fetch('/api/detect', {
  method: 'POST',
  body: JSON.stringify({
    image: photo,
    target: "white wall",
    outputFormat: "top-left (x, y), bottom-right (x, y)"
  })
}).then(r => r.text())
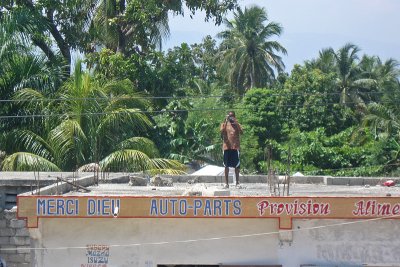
top-left (30, 218), bottom-right (400, 267)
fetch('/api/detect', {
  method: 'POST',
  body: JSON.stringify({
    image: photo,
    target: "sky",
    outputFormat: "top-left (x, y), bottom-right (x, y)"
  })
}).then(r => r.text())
top-left (164, 0), bottom-right (400, 72)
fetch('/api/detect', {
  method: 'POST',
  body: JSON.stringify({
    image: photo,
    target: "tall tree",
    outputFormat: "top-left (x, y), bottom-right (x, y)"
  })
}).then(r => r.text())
top-left (0, 0), bottom-right (238, 67)
top-left (217, 5), bottom-right (287, 93)
top-left (305, 48), bottom-right (336, 74)
top-left (0, 11), bottom-right (66, 134)
top-left (0, 0), bottom-right (98, 69)
top-left (1, 63), bottom-right (184, 173)
top-left (332, 43), bottom-right (377, 107)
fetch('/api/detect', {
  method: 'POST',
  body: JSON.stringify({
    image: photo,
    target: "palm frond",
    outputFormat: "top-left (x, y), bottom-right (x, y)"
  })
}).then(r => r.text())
top-left (149, 158), bottom-right (186, 172)
top-left (97, 108), bottom-right (152, 135)
top-left (117, 137), bottom-right (160, 157)
top-left (48, 119), bottom-right (87, 167)
top-left (1, 152), bottom-right (60, 171)
top-left (100, 149), bottom-right (152, 172)
top-left (8, 130), bottom-right (54, 161)
top-left (146, 168), bottom-right (186, 175)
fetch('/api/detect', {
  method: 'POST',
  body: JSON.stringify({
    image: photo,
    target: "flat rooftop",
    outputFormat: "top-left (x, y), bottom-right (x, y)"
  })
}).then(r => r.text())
top-left (5, 172), bottom-right (398, 197)
top-left (63, 182), bottom-right (400, 197)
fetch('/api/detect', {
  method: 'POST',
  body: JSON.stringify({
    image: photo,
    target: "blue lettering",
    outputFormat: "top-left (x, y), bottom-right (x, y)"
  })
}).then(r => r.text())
top-left (204, 200), bottom-right (212, 216)
top-left (150, 199), bottom-right (158, 215)
top-left (213, 200), bottom-right (222, 216)
top-left (194, 199), bottom-right (202, 216)
top-left (88, 199), bottom-right (96, 215)
top-left (233, 200), bottom-right (242, 215)
top-left (159, 199), bottom-right (168, 215)
top-left (47, 199), bottom-right (55, 215)
top-left (224, 199), bottom-right (232, 215)
top-left (37, 199), bottom-right (46, 215)
top-left (102, 199), bottom-right (110, 215)
top-left (65, 199), bottom-right (74, 215)
top-left (56, 199), bottom-right (64, 215)
top-left (113, 199), bottom-right (120, 215)
top-left (170, 199), bottom-right (177, 215)
top-left (179, 200), bottom-right (187, 215)
top-left (75, 199), bottom-right (79, 215)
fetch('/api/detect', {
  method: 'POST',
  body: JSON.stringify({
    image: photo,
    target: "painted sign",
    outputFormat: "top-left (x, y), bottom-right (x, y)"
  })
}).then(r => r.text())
top-left (80, 244), bottom-right (110, 267)
top-left (17, 196), bottom-right (400, 229)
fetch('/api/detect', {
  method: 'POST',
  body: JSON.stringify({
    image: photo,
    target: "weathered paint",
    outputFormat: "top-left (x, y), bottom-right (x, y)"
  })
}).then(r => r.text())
top-left (29, 218), bottom-right (400, 266)
top-left (18, 196), bottom-right (400, 229)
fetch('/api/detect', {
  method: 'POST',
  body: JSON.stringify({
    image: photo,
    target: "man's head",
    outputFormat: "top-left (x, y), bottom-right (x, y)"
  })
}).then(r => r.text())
top-left (227, 111), bottom-right (235, 123)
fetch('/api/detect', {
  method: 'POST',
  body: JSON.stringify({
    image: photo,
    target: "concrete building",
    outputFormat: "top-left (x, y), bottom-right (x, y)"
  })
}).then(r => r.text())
top-left (3, 172), bottom-right (400, 266)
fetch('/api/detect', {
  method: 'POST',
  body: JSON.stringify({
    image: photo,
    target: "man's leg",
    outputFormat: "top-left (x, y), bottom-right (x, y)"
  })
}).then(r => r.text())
top-left (224, 167), bottom-right (229, 187)
top-left (235, 167), bottom-right (240, 185)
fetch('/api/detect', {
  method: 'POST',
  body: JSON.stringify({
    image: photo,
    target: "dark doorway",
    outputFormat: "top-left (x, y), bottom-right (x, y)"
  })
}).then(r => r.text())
top-left (158, 265), bottom-right (281, 267)
top-left (158, 266), bottom-right (219, 267)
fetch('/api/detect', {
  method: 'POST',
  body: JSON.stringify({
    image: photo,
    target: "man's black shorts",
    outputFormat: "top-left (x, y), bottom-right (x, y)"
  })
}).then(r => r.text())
top-left (223, 149), bottom-right (240, 168)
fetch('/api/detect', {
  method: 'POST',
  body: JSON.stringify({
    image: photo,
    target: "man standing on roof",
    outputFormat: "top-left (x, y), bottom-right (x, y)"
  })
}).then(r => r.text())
top-left (220, 111), bottom-right (243, 188)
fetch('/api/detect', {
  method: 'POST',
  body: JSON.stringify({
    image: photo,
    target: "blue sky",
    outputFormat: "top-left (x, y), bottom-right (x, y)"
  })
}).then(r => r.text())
top-left (164, 0), bottom-right (400, 72)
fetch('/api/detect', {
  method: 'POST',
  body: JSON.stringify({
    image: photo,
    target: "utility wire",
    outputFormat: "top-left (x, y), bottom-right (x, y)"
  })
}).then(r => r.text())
top-left (0, 99), bottom-right (398, 120)
top-left (0, 91), bottom-right (388, 103)
top-left (0, 214), bottom-right (398, 252)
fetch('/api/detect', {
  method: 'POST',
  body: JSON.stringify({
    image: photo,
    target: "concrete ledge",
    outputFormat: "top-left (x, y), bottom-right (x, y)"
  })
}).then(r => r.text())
top-left (19, 175), bottom-right (96, 196)
top-left (163, 175), bottom-right (268, 183)
top-left (163, 174), bottom-right (400, 187)
top-left (202, 189), bottom-right (231, 197)
top-left (325, 177), bottom-right (399, 186)
top-left (290, 176), bottom-right (325, 184)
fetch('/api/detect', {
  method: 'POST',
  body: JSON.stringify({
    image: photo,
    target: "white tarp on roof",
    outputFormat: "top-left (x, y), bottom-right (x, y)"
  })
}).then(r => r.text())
top-left (190, 165), bottom-right (225, 176)
top-left (190, 165), bottom-right (241, 176)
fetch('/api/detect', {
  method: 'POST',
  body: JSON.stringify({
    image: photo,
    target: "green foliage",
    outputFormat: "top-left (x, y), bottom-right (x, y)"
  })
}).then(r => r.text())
top-left (236, 88), bottom-right (281, 171)
top-left (1, 0), bottom-right (400, 176)
top-left (278, 127), bottom-right (376, 176)
top-left (87, 36), bottom-right (226, 113)
top-left (279, 65), bottom-right (356, 135)
top-left (2, 152), bottom-right (61, 171)
top-left (241, 88), bottom-right (283, 142)
top-left (1, 63), bottom-right (183, 173)
top-left (91, 0), bottom-right (237, 54)
top-left (153, 97), bottom-right (220, 164)
top-left (217, 5), bottom-right (287, 92)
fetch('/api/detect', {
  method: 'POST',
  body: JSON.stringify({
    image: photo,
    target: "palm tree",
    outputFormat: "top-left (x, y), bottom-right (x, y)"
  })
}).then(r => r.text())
top-left (362, 103), bottom-right (400, 139)
top-left (305, 48), bottom-right (336, 74)
top-left (1, 63), bottom-right (184, 174)
top-left (0, 11), bottom-right (66, 136)
top-left (217, 5), bottom-right (287, 93)
top-left (371, 58), bottom-right (400, 109)
top-left (332, 43), bottom-right (377, 107)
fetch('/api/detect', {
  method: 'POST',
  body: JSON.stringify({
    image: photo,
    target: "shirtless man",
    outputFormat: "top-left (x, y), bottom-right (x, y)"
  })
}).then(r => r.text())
top-left (220, 111), bottom-right (243, 188)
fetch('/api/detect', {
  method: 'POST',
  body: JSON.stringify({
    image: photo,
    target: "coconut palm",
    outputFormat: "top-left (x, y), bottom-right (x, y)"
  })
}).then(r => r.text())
top-left (305, 48), bottom-right (336, 74)
top-left (359, 102), bottom-right (400, 170)
top-left (217, 5), bottom-right (287, 93)
top-left (2, 63), bottom-right (184, 174)
top-left (332, 43), bottom-right (377, 107)
top-left (0, 10), bottom-right (66, 136)
top-left (372, 58), bottom-right (400, 109)
top-left (362, 103), bottom-right (400, 139)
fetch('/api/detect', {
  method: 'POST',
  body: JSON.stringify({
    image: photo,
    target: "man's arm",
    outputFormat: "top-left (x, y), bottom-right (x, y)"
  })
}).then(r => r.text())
top-left (230, 117), bottom-right (243, 135)
top-left (237, 122), bottom-right (243, 134)
top-left (220, 116), bottom-right (229, 133)
top-left (220, 122), bottom-right (227, 133)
